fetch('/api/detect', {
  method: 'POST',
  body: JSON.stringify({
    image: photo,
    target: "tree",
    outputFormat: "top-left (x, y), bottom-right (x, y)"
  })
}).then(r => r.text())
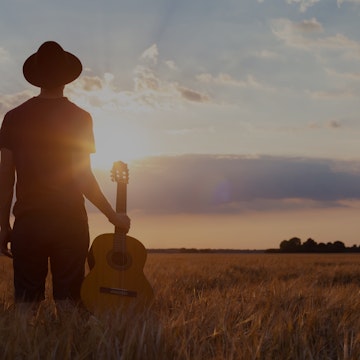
top-left (302, 238), bottom-right (317, 252)
top-left (280, 237), bottom-right (301, 252)
top-left (332, 241), bottom-right (345, 252)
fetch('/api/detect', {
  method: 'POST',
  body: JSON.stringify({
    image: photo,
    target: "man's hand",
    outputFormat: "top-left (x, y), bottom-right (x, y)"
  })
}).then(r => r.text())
top-left (108, 213), bottom-right (131, 233)
top-left (0, 228), bottom-right (13, 258)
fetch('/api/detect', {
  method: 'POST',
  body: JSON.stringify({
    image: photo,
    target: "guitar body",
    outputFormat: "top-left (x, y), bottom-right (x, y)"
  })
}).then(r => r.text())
top-left (81, 233), bottom-right (154, 313)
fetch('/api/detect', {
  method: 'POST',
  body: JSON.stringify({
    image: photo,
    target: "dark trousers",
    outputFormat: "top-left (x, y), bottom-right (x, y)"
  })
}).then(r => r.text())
top-left (11, 212), bottom-right (89, 303)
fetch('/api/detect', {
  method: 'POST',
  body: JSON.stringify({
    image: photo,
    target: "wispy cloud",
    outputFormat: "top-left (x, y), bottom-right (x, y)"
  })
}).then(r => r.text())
top-left (286, 0), bottom-right (320, 13)
top-left (308, 119), bottom-right (345, 130)
top-left (271, 18), bottom-right (323, 48)
top-left (307, 88), bottom-right (356, 100)
top-left (325, 68), bottom-right (360, 81)
top-left (271, 18), bottom-right (360, 57)
top-left (337, 0), bottom-right (360, 6)
top-left (139, 44), bottom-right (159, 65)
top-left (164, 60), bottom-right (179, 71)
top-left (0, 47), bottom-right (10, 63)
top-left (293, 18), bottom-right (324, 33)
top-left (279, 0), bottom-right (360, 12)
top-left (253, 49), bottom-right (282, 60)
top-left (196, 73), bottom-right (275, 92)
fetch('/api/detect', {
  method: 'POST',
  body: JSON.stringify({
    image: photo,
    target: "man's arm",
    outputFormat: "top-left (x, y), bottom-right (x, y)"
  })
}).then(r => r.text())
top-left (72, 152), bottom-right (130, 232)
top-left (0, 149), bottom-right (15, 256)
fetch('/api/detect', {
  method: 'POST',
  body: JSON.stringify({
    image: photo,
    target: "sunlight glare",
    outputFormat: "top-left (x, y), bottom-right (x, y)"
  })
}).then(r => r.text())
top-left (91, 113), bottom-right (150, 170)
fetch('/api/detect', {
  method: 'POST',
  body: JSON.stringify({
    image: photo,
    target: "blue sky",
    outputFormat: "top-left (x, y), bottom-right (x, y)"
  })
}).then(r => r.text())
top-left (2, 0), bottom-right (360, 248)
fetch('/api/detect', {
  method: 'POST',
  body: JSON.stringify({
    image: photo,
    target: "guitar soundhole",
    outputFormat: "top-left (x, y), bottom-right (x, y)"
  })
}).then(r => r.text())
top-left (112, 251), bottom-right (127, 266)
top-left (107, 250), bottom-right (132, 270)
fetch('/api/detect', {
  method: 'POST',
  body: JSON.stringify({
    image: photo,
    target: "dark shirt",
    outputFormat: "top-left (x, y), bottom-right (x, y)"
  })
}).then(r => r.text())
top-left (0, 97), bottom-right (95, 220)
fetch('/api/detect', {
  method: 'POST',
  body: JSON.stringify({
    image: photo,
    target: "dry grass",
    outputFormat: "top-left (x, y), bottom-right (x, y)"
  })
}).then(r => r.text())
top-left (0, 253), bottom-right (360, 359)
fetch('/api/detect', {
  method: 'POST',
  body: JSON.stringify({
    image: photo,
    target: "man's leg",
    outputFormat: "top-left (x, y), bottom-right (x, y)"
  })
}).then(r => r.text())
top-left (11, 216), bottom-right (49, 302)
top-left (49, 218), bottom-right (89, 303)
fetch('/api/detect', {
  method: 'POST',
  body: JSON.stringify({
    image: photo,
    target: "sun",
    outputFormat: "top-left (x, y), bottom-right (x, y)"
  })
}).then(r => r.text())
top-left (90, 115), bottom-right (150, 170)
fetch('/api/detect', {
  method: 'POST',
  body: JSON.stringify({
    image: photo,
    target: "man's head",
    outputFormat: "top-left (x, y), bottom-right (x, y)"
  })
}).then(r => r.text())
top-left (23, 41), bottom-right (82, 89)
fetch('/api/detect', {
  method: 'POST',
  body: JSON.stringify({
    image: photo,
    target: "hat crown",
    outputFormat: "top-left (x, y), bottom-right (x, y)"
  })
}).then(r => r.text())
top-left (36, 41), bottom-right (67, 69)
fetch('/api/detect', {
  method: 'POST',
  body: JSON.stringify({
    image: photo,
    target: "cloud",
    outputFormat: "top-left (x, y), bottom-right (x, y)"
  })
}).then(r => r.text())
top-left (307, 119), bottom-right (345, 130)
top-left (164, 60), bottom-right (179, 71)
top-left (197, 73), bottom-right (243, 86)
top-left (0, 47), bottom-right (10, 63)
top-left (283, 0), bottom-right (360, 12)
top-left (307, 88), bottom-right (356, 100)
top-left (293, 18), bottom-right (323, 33)
top-left (328, 120), bottom-right (342, 129)
top-left (139, 44), bottom-right (159, 65)
top-left (178, 87), bottom-right (209, 103)
top-left (165, 126), bottom-right (215, 135)
top-left (337, 0), bottom-right (360, 5)
top-left (253, 50), bottom-right (281, 60)
top-left (285, 0), bottom-right (320, 13)
top-left (77, 76), bottom-right (103, 91)
top-left (271, 18), bottom-right (317, 47)
top-left (271, 18), bottom-right (360, 56)
top-left (133, 65), bottom-right (161, 92)
top-left (325, 68), bottom-right (360, 81)
top-left (196, 73), bottom-right (275, 92)
top-left (102, 155), bottom-right (360, 215)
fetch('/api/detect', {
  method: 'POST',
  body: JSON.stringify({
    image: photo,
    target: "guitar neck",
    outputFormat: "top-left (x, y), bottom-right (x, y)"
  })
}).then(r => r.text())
top-left (112, 161), bottom-right (129, 248)
top-left (115, 181), bottom-right (127, 242)
top-left (116, 182), bottom-right (127, 214)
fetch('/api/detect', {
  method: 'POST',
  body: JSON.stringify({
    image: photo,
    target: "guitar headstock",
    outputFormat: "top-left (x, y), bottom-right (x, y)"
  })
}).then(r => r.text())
top-left (111, 161), bottom-right (129, 184)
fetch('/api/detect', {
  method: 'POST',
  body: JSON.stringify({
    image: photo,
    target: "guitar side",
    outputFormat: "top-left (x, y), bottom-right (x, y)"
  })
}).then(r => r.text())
top-left (80, 234), bottom-right (154, 313)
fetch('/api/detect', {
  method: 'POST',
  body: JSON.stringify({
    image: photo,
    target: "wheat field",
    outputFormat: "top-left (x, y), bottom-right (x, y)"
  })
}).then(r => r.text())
top-left (0, 253), bottom-right (360, 359)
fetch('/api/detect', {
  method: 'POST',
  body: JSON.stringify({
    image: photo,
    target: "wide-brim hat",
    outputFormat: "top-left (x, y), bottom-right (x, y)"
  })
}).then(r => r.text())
top-left (23, 41), bottom-right (82, 88)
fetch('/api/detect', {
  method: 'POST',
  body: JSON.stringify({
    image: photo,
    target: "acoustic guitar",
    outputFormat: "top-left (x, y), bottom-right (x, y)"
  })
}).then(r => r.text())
top-left (80, 161), bottom-right (154, 313)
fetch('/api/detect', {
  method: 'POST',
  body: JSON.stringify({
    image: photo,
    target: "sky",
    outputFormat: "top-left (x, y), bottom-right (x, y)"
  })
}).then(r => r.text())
top-left (1, 0), bottom-right (360, 249)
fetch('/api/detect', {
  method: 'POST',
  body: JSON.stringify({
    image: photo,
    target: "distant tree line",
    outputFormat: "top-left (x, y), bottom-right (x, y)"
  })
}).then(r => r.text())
top-left (266, 237), bottom-right (360, 253)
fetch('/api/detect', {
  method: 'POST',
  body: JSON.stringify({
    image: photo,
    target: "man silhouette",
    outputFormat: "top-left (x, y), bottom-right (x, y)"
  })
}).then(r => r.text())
top-left (0, 41), bottom-right (130, 304)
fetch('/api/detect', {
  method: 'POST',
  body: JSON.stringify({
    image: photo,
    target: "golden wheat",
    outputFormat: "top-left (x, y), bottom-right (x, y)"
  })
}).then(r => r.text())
top-left (0, 253), bottom-right (359, 359)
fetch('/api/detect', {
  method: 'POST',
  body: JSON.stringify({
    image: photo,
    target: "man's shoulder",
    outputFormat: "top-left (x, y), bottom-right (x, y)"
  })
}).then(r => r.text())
top-left (5, 98), bottom-right (35, 116)
top-left (63, 99), bottom-right (91, 119)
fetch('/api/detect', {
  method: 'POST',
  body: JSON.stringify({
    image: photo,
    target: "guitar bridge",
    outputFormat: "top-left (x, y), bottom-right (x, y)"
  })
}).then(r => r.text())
top-left (100, 286), bottom-right (137, 297)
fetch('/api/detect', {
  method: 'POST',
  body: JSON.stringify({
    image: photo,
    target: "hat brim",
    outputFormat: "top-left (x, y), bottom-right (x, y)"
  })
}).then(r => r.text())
top-left (23, 51), bottom-right (82, 88)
